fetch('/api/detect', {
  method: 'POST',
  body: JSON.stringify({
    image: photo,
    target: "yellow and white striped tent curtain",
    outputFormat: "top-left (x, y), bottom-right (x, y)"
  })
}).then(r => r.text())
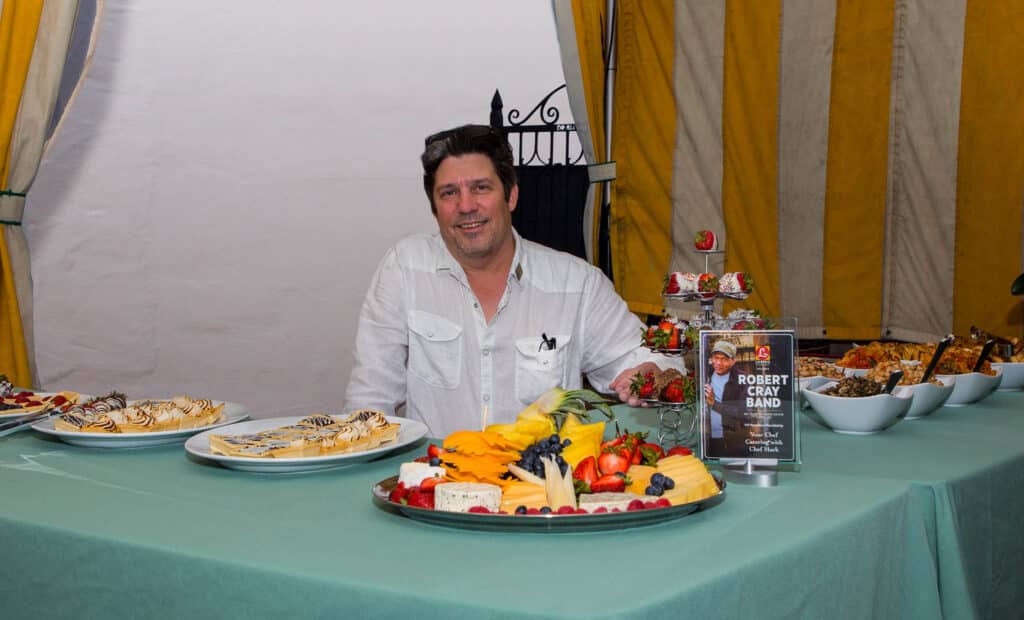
top-left (1, 0), bottom-right (94, 386)
top-left (557, 0), bottom-right (1024, 342)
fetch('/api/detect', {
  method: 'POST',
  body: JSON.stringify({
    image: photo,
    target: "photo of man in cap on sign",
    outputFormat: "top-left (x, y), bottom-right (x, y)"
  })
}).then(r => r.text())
top-left (704, 338), bottom-right (746, 455)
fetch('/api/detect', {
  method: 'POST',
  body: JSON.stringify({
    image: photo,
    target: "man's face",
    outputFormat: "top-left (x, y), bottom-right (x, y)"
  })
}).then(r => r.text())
top-left (710, 352), bottom-right (735, 376)
top-left (432, 153), bottom-right (518, 265)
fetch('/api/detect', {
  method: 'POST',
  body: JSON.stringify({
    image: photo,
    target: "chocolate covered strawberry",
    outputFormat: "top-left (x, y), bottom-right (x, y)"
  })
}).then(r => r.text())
top-left (694, 230), bottom-right (717, 251)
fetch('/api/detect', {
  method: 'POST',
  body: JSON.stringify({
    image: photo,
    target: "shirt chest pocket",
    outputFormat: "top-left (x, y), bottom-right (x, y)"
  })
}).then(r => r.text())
top-left (408, 310), bottom-right (463, 390)
top-left (514, 334), bottom-right (570, 405)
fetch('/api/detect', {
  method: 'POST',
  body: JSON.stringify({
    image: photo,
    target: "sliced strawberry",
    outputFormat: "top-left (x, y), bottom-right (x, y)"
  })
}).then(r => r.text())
top-left (598, 450), bottom-right (631, 475)
top-left (406, 490), bottom-right (434, 509)
top-left (572, 456), bottom-right (599, 486)
top-left (591, 473), bottom-right (627, 493)
top-left (667, 446), bottom-right (693, 457)
top-left (426, 444), bottom-right (445, 459)
top-left (418, 477), bottom-right (443, 492)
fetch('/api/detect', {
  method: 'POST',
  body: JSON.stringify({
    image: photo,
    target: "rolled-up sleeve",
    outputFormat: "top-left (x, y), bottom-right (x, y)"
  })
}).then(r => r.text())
top-left (580, 269), bottom-right (686, 391)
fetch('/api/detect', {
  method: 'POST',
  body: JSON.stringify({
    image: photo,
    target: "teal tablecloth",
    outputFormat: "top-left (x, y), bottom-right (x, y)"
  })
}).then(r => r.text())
top-left (1, 392), bottom-right (1022, 619)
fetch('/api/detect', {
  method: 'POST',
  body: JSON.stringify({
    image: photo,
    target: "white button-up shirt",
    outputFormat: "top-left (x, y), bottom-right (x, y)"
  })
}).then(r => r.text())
top-left (344, 231), bottom-right (680, 438)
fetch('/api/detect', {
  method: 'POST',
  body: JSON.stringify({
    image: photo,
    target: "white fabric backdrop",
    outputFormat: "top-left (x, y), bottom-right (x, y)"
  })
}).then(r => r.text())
top-left (25, 0), bottom-right (569, 418)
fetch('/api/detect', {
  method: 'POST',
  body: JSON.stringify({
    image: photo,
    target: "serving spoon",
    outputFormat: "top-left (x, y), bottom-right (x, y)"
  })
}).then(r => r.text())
top-left (881, 370), bottom-right (904, 395)
top-left (920, 335), bottom-right (953, 385)
top-left (972, 338), bottom-right (996, 373)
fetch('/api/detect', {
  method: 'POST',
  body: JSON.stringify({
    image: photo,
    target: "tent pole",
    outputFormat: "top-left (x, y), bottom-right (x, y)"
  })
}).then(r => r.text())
top-left (600, 0), bottom-right (617, 278)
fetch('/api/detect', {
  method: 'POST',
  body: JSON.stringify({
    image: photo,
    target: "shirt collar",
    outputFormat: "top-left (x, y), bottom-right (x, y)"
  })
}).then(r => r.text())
top-left (431, 230), bottom-right (526, 288)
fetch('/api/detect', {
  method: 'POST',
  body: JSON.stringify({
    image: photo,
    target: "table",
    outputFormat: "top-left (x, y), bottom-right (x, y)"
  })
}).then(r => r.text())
top-left (2, 392), bottom-right (1022, 619)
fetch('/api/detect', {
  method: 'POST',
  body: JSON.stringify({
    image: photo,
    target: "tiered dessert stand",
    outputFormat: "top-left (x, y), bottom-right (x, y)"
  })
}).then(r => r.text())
top-left (645, 246), bottom-right (752, 452)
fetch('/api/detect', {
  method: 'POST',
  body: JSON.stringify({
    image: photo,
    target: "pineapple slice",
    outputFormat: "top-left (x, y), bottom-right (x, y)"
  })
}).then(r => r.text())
top-left (626, 464), bottom-right (657, 495)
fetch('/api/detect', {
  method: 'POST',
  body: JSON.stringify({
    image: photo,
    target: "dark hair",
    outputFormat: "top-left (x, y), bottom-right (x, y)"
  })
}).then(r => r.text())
top-left (421, 124), bottom-right (517, 214)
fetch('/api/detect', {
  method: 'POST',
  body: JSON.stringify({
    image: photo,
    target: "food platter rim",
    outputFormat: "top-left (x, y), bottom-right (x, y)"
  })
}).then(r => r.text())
top-left (371, 473), bottom-right (726, 533)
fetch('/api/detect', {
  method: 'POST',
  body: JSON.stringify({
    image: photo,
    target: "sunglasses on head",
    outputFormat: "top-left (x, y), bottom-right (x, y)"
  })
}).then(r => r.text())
top-left (424, 124), bottom-right (501, 148)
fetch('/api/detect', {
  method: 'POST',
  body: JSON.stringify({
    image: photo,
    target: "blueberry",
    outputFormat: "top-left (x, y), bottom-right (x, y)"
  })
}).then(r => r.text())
top-left (662, 476), bottom-right (676, 490)
top-left (645, 485), bottom-right (664, 496)
top-left (515, 505), bottom-right (528, 515)
top-left (562, 438), bottom-right (572, 447)
top-left (429, 457), bottom-right (440, 466)
top-left (650, 473), bottom-right (666, 486)
top-left (539, 506), bottom-right (552, 514)
top-left (549, 434), bottom-right (560, 445)
top-left (559, 462), bottom-right (568, 475)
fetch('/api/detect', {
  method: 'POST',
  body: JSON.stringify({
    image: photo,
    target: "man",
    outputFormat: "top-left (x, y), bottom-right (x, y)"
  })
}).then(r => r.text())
top-left (704, 340), bottom-right (745, 454)
top-left (344, 124), bottom-right (679, 437)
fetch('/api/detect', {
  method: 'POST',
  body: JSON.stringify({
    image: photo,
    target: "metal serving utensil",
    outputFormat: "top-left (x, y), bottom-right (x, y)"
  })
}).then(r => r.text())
top-left (881, 370), bottom-right (904, 395)
top-left (921, 335), bottom-right (953, 385)
top-left (0, 403), bottom-right (62, 438)
top-left (972, 339), bottom-right (996, 373)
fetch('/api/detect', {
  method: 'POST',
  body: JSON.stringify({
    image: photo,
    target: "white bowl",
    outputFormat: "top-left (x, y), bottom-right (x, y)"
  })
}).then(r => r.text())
top-left (797, 375), bottom-right (831, 410)
top-left (992, 362), bottom-right (1024, 391)
top-left (802, 382), bottom-right (914, 435)
top-left (937, 369), bottom-right (1003, 406)
top-left (903, 376), bottom-right (955, 419)
top-left (834, 364), bottom-right (869, 378)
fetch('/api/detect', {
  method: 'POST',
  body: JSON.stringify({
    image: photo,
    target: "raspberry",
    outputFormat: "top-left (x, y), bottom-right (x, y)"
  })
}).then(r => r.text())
top-left (627, 499), bottom-right (646, 511)
top-left (467, 506), bottom-right (491, 514)
top-left (593, 507), bottom-right (608, 513)
top-left (526, 508), bottom-right (541, 515)
top-left (556, 505), bottom-right (576, 515)
top-left (655, 498), bottom-right (672, 508)
top-left (643, 501), bottom-right (657, 510)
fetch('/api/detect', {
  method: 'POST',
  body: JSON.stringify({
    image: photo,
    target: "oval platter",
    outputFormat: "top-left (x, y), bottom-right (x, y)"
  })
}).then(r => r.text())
top-left (371, 474), bottom-right (725, 533)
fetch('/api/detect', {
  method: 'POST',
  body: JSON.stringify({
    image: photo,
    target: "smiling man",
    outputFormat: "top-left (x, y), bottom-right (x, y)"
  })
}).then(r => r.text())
top-left (343, 124), bottom-right (680, 437)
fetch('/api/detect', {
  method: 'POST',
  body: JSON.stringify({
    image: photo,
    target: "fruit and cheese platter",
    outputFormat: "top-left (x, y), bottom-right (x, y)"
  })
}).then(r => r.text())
top-left (372, 388), bottom-right (725, 532)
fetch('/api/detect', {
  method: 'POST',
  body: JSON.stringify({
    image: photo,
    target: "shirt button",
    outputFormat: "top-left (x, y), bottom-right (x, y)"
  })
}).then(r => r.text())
top-left (483, 394), bottom-right (490, 402)
top-left (482, 349), bottom-right (489, 356)
top-left (474, 302), bottom-right (479, 308)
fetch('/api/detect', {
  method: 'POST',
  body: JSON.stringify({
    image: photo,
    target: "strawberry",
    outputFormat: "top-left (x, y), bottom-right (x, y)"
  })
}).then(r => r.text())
top-left (406, 490), bottom-right (434, 509)
top-left (572, 456), bottom-right (599, 486)
top-left (663, 273), bottom-right (681, 295)
top-left (661, 376), bottom-right (694, 403)
top-left (51, 395), bottom-right (68, 406)
top-left (388, 482), bottom-right (409, 504)
top-left (426, 444), bottom-right (445, 459)
top-left (697, 273), bottom-right (719, 293)
top-left (694, 229), bottom-right (717, 251)
top-left (637, 442), bottom-right (665, 466)
top-left (591, 473), bottom-right (629, 493)
top-left (629, 372), bottom-right (656, 400)
top-left (667, 446), bottom-right (692, 457)
top-left (418, 477), bottom-right (443, 492)
top-left (598, 450), bottom-right (631, 475)
top-left (734, 272), bottom-right (753, 291)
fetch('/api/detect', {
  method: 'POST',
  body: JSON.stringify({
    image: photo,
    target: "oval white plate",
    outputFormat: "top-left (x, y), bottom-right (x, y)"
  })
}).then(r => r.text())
top-left (0, 391), bottom-right (85, 421)
top-left (185, 415), bottom-right (426, 473)
top-left (32, 401), bottom-right (249, 448)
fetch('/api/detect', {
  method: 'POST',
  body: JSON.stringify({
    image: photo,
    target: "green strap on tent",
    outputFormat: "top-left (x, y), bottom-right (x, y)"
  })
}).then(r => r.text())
top-left (0, 189), bottom-right (26, 226)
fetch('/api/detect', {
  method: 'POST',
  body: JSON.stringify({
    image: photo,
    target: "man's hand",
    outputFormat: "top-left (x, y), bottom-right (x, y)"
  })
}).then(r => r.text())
top-left (609, 361), bottom-right (661, 407)
top-left (704, 382), bottom-right (714, 406)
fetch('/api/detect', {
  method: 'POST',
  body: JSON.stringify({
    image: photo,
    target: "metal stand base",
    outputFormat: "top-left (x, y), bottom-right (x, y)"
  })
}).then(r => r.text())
top-left (720, 460), bottom-right (778, 487)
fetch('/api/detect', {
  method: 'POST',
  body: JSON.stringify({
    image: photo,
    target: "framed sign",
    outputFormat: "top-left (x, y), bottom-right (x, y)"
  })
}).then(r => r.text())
top-left (699, 330), bottom-right (800, 463)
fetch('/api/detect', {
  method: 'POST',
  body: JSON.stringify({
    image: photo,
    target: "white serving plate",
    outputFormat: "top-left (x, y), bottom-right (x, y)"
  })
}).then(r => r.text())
top-left (992, 362), bottom-right (1024, 391)
top-left (0, 391), bottom-right (82, 421)
top-left (802, 382), bottom-right (913, 435)
top-left (937, 369), bottom-right (1003, 406)
top-left (903, 376), bottom-right (955, 419)
top-left (32, 401), bottom-right (249, 448)
top-left (185, 415), bottom-right (426, 473)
